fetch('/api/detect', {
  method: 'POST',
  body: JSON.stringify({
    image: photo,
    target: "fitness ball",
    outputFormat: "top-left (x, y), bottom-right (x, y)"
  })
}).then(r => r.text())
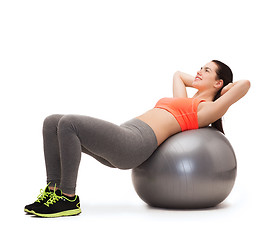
top-left (132, 128), bottom-right (237, 209)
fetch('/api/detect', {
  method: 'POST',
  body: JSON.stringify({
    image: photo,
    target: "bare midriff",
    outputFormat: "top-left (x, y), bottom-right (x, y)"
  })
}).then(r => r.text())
top-left (136, 102), bottom-right (208, 146)
top-left (136, 108), bottom-right (181, 146)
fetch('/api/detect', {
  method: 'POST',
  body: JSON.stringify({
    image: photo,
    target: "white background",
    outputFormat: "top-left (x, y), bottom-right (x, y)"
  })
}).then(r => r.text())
top-left (1, 0), bottom-right (278, 239)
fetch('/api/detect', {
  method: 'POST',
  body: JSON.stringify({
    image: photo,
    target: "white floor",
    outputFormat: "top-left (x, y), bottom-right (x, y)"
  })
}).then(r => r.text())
top-left (4, 157), bottom-right (279, 240)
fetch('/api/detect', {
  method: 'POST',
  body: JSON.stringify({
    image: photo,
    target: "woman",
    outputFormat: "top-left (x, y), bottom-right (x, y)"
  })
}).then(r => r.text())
top-left (24, 60), bottom-right (250, 217)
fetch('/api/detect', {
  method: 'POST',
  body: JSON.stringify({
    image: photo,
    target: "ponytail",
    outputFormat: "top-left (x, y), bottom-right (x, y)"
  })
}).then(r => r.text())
top-left (211, 60), bottom-right (233, 135)
top-left (211, 89), bottom-right (224, 134)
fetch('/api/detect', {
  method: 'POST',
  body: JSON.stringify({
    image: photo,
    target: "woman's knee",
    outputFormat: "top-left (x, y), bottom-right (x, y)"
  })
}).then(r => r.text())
top-left (43, 114), bottom-right (64, 133)
top-left (57, 115), bottom-right (80, 133)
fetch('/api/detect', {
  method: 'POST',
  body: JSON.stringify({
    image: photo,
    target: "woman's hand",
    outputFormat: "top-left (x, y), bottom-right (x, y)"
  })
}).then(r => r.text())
top-left (220, 82), bottom-right (234, 96)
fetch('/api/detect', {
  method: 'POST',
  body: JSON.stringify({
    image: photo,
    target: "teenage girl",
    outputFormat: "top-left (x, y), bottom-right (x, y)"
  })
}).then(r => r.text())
top-left (24, 60), bottom-right (250, 217)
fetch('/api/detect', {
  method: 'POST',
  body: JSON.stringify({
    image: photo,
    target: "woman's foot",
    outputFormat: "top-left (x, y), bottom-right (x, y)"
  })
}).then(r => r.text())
top-left (31, 189), bottom-right (81, 218)
top-left (24, 184), bottom-right (54, 214)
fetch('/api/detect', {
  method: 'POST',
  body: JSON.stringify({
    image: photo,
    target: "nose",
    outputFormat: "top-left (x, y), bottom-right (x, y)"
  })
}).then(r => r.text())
top-left (197, 70), bottom-right (202, 76)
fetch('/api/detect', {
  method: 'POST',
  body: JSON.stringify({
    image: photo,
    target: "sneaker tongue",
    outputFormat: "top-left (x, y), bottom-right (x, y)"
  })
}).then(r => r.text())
top-left (45, 186), bottom-right (51, 192)
top-left (54, 189), bottom-right (63, 196)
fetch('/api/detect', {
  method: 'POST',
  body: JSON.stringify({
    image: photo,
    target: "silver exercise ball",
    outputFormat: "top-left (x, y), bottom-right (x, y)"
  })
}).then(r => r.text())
top-left (132, 128), bottom-right (237, 209)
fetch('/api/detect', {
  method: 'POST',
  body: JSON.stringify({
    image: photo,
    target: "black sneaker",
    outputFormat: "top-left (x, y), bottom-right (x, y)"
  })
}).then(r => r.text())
top-left (24, 185), bottom-right (54, 214)
top-left (32, 189), bottom-right (81, 218)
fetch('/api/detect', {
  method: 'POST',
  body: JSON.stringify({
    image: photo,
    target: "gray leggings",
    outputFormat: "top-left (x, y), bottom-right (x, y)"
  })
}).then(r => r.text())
top-left (43, 114), bottom-right (158, 194)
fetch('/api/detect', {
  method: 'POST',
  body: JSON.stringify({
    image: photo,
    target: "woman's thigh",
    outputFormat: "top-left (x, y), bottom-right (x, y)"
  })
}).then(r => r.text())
top-left (60, 115), bottom-right (158, 169)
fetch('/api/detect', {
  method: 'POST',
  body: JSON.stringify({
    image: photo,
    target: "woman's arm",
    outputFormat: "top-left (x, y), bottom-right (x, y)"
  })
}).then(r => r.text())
top-left (173, 71), bottom-right (195, 98)
top-left (217, 80), bottom-right (251, 111)
top-left (199, 80), bottom-right (251, 126)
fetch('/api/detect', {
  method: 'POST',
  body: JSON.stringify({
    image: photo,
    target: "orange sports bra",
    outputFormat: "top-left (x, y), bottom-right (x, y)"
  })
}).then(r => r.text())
top-left (154, 98), bottom-right (206, 131)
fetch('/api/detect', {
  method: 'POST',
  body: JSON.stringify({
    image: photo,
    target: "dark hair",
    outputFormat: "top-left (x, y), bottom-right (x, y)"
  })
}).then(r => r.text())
top-left (211, 60), bottom-right (233, 134)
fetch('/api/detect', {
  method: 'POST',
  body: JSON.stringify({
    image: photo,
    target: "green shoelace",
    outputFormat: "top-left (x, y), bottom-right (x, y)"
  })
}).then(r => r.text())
top-left (36, 183), bottom-right (53, 203)
top-left (44, 184), bottom-right (62, 207)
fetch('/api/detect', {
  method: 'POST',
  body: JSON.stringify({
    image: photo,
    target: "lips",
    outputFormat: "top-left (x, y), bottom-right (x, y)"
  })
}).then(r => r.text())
top-left (195, 76), bottom-right (202, 81)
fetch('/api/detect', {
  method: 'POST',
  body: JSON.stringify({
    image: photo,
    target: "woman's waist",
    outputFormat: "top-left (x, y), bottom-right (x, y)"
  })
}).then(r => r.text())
top-left (136, 108), bottom-right (181, 145)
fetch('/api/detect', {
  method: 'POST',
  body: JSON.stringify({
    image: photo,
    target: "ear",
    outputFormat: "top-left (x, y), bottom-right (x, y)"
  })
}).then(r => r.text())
top-left (214, 79), bottom-right (223, 90)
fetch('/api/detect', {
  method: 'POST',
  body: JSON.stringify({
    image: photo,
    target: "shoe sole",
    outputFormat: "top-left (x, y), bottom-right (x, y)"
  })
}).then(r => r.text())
top-left (24, 208), bottom-right (35, 214)
top-left (32, 208), bottom-right (81, 218)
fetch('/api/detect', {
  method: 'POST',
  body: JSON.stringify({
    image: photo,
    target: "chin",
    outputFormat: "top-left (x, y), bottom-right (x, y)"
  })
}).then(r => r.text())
top-left (192, 81), bottom-right (199, 88)
top-left (192, 83), bottom-right (202, 90)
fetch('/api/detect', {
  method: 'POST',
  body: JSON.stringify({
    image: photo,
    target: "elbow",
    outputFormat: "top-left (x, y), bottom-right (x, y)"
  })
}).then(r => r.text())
top-left (239, 80), bottom-right (251, 94)
top-left (244, 80), bottom-right (251, 88)
top-left (243, 80), bottom-right (251, 93)
top-left (173, 71), bottom-right (181, 78)
top-left (173, 71), bottom-right (181, 83)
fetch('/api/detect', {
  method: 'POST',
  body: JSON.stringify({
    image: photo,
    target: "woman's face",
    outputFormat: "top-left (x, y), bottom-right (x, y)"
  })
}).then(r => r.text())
top-left (192, 62), bottom-right (222, 91)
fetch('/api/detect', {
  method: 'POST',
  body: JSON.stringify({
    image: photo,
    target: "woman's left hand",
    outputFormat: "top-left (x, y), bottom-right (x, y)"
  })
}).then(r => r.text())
top-left (221, 83), bottom-right (234, 96)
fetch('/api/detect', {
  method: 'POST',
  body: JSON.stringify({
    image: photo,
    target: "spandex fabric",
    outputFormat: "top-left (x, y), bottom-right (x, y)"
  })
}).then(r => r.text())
top-left (43, 115), bottom-right (158, 195)
top-left (154, 98), bottom-right (205, 131)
